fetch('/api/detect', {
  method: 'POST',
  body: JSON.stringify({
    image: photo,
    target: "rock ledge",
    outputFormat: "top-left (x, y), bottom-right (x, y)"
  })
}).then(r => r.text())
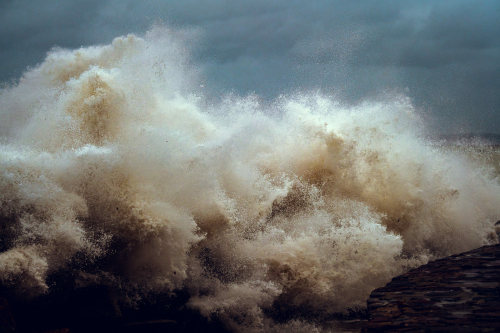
top-left (365, 244), bottom-right (500, 331)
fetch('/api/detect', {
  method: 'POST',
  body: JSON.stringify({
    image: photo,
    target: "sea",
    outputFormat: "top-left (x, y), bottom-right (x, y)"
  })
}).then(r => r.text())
top-left (0, 28), bottom-right (499, 332)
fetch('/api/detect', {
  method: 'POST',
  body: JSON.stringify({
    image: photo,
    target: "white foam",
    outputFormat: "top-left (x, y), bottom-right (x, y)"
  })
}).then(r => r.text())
top-left (0, 27), bottom-right (499, 330)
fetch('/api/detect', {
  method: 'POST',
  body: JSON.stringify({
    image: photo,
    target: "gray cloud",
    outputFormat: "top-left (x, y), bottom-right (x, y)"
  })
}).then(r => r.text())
top-left (0, 0), bottom-right (499, 134)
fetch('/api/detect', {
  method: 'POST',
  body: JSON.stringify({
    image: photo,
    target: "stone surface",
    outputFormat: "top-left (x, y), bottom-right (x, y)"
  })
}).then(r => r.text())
top-left (365, 244), bottom-right (500, 332)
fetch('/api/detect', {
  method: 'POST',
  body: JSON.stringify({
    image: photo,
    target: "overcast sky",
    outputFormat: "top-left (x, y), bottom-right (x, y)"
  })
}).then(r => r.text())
top-left (1, 0), bottom-right (499, 134)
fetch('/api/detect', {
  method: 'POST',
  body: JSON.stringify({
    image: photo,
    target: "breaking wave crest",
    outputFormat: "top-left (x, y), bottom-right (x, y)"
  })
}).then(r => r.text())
top-left (1, 28), bottom-right (499, 331)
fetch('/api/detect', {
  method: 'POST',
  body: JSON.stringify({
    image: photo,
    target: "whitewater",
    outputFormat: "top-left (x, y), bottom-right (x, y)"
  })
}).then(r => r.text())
top-left (0, 28), bottom-right (499, 331)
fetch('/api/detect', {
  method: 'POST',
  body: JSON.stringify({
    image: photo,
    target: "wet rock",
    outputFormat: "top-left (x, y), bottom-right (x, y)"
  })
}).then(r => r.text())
top-left (365, 244), bottom-right (500, 331)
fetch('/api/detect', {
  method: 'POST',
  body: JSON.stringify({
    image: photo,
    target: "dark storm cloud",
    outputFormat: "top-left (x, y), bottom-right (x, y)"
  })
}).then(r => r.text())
top-left (1, 0), bottom-right (499, 133)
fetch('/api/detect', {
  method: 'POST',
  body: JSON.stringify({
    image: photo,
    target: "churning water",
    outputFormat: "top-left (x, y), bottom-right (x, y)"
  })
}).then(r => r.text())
top-left (0, 28), bottom-right (499, 331)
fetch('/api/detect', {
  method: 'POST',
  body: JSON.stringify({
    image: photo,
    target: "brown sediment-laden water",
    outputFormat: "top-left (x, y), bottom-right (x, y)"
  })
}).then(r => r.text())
top-left (0, 28), bottom-right (499, 331)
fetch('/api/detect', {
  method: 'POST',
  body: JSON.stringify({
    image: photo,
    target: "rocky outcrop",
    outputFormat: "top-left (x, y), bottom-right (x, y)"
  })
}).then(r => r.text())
top-left (365, 244), bottom-right (500, 331)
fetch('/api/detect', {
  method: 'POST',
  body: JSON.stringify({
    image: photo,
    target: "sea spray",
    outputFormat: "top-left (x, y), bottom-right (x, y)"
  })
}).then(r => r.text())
top-left (0, 27), bottom-right (499, 331)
